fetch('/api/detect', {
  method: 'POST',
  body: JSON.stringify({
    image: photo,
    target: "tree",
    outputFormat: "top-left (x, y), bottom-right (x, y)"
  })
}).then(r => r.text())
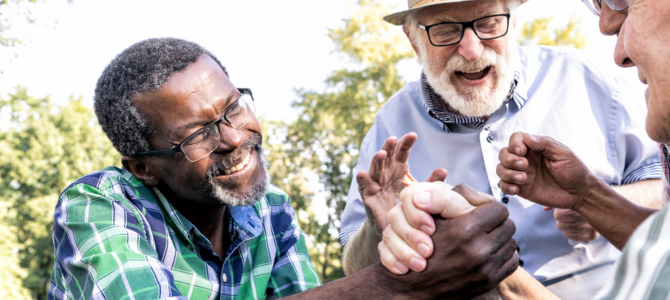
top-left (519, 15), bottom-right (587, 50)
top-left (0, 87), bottom-right (120, 299)
top-left (263, 0), bottom-right (415, 282)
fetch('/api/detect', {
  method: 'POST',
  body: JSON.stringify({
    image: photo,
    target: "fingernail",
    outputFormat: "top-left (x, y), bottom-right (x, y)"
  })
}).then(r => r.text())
top-left (420, 225), bottom-right (434, 235)
top-left (514, 173), bottom-right (524, 182)
top-left (515, 161), bottom-right (524, 169)
top-left (410, 257), bottom-right (426, 271)
top-left (477, 191), bottom-right (495, 201)
top-left (395, 262), bottom-right (409, 273)
top-left (418, 243), bottom-right (431, 257)
top-left (415, 192), bottom-right (431, 205)
top-left (511, 186), bottom-right (517, 194)
top-left (514, 147), bottom-right (521, 155)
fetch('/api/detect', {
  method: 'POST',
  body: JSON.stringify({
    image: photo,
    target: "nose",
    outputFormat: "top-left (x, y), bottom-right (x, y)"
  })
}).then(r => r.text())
top-left (599, 5), bottom-right (627, 36)
top-left (457, 28), bottom-right (484, 62)
top-left (215, 123), bottom-right (244, 152)
top-left (614, 20), bottom-right (634, 68)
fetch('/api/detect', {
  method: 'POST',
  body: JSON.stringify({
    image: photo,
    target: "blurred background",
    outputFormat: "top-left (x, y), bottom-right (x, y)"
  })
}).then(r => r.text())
top-left (0, 0), bottom-right (645, 298)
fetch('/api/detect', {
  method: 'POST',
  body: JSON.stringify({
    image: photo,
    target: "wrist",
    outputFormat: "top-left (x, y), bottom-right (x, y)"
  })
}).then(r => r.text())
top-left (571, 175), bottom-right (613, 214)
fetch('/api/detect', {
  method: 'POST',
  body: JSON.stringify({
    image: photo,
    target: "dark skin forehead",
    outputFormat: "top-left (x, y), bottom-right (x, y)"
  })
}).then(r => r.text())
top-left (133, 54), bottom-right (239, 149)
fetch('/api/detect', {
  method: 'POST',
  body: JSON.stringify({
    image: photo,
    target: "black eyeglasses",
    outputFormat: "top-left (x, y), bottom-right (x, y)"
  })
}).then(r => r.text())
top-left (581, 0), bottom-right (629, 16)
top-left (136, 88), bottom-right (256, 162)
top-left (419, 13), bottom-right (511, 47)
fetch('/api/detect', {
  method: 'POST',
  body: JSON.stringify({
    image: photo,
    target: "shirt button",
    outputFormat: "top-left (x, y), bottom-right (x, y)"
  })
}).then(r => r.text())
top-left (223, 273), bottom-right (228, 283)
top-left (519, 260), bottom-right (525, 267)
top-left (486, 135), bottom-right (493, 143)
top-left (502, 196), bottom-right (509, 204)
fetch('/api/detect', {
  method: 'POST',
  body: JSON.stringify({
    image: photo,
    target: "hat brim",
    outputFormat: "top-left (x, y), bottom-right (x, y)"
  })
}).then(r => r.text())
top-left (383, 0), bottom-right (528, 25)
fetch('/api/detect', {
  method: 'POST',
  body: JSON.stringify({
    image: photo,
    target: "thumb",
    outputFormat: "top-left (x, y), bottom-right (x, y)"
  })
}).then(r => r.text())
top-left (426, 168), bottom-right (448, 182)
top-left (522, 133), bottom-right (568, 161)
top-left (413, 182), bottom-right (476, 219)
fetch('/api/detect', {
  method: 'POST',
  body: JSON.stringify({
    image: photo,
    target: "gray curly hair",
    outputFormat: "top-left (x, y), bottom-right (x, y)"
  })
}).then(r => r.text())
top-left (94, 37), bottom-right (228, 156)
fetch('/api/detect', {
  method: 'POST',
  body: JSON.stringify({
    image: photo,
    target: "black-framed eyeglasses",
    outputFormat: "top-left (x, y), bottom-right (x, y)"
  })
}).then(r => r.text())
top-left (419, 13), bottom-right (511, 47)
top-left (581, 0), bottom-right (629, 16)
top-left (135, 88), bottom-right (256, 162)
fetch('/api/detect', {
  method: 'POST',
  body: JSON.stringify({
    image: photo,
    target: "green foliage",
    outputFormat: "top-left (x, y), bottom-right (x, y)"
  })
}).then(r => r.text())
top-left (0, 87), bottom-right (121, 299)
top-left (519, 15), bottom-right (587, 50)
top-left (263, 0), bottom-right (414, 282)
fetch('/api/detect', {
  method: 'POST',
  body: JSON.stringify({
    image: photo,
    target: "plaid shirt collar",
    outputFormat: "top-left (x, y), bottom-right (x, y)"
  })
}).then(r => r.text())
top-left (421, 71), bottom-right (522, 132)
top-left (152, 186), bottom-right (263, 256)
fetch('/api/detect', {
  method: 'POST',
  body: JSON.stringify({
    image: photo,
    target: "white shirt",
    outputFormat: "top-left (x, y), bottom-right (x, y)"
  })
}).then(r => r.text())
top-left (340, 46), bottom-right (661, 300)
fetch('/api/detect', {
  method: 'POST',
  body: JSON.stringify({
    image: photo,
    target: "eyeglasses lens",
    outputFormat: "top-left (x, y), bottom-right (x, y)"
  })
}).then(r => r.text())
top-left (179, 93), bottom-right (256, 162)
top-left (474, 15), bottom-right (508, 39)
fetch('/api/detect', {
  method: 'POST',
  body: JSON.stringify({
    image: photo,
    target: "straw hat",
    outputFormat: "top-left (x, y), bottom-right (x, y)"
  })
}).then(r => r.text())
top-left (384, 0), bottom-right (529, 25)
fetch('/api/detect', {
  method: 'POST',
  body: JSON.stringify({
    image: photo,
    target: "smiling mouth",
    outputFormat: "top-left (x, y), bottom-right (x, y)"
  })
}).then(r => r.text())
top-left (455, 66), bottom-right (491, 81)
top-left (223, 153), bottom-right (251, 175)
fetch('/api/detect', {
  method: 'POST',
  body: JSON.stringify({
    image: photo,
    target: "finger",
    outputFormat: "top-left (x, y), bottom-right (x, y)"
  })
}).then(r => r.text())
top-left (470, 202), bottom-right (510, 233)
top-left (368, 150), bottom-right (387, 183)
top-left (485, 218), bottom-right (517, 255)
top-left (408, 182), bottom-right (476, 219)
top-left (426, 168), bottom-right (448, 183)
top-left (498, 179), bottom-right (520, 195)
top-left (496, 163), bottom-right (527, 185)
top-left (378, 240), bottom-right (409, 275)
top-left (452, 183), bottom-right (496, 206)
top-left (383, 224), bottom-right (426, 272)
top-left (498, 147), bottom-right (528, 171)
top-left (543, 206), bottom-right (552, 211)
top-left (495, 240), bottom-right (520, 283)
top-left (356, 170), bottom-right (374, 195)
top-left (382, 136), bottom-right (399, 164)
top-left (387, 204), bottom-right (434, 258)
top-left (508, 132), bottom-right (528, 157)
top-left (399, 183), bottom-right (441, 234)
top-left (396, 132), bottom-right (418, 163)
top-left (521, 133), bottom-right (570, 161)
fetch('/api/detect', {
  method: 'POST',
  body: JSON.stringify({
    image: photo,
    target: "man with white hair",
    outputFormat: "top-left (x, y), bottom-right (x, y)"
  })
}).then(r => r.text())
top-left (340, 0), bottom-right (662, 298)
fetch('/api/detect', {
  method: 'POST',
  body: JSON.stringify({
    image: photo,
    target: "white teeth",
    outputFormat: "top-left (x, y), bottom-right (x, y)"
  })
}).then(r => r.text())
top-left (222, 153), bottom-right (252, 175)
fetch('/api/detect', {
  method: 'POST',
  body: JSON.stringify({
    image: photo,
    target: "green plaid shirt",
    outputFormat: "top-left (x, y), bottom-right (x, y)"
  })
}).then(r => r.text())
top-left (48, 166), bottom-right (321, 300)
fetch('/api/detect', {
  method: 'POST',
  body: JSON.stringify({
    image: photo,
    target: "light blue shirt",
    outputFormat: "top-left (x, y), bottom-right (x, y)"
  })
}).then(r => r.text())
top-left (340, 46), bottom-right (661, 300)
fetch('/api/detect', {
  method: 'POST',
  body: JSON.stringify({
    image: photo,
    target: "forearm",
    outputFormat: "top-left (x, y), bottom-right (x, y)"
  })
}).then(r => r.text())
top-left (483, 268), bottom-right (559, 300)
top-left (284, 263), bottom-right (418, 300)
top-left (574, 177), bottom-right (657, 249)
top-left (611, 179), bottom-right (663, 209)
top-left (342, 219), bottom-right (383, 275)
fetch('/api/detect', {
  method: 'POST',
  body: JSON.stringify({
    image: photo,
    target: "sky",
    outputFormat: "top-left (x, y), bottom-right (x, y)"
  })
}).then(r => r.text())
top-left (0, 0), bottom-right (646, 123)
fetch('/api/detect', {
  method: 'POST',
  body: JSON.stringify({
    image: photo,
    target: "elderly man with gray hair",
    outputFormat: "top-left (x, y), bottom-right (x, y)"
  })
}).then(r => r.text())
top-left (340, 0), bottom-right (662, 299)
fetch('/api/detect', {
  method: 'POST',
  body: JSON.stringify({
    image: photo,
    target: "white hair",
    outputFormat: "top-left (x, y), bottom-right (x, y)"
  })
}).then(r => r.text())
top-left (402, 0), bottom-right (520, 118)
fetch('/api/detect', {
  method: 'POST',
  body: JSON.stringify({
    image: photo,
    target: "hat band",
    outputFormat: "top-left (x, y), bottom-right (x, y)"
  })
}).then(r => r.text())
top-left (410, 0), bottom-right (449, 9)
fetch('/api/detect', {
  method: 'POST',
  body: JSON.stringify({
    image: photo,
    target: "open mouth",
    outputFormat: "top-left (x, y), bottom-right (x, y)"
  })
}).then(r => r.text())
top-left (455, 66), bottom-right (491, 81)
top-left (223, 153), bottom-right (252, 175)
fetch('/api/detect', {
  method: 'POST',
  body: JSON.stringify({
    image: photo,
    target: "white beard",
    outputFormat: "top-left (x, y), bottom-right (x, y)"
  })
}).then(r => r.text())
top-left (422, 45), bottom-right (517, 118)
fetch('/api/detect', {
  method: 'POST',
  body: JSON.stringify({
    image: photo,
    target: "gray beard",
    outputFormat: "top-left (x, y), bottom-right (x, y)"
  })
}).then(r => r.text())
top-left (206, 150), bottom-right (270, 207)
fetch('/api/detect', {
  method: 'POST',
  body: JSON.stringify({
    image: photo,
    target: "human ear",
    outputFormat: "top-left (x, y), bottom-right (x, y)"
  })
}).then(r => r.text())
top-left (403, 25), bottom-right (422, 58)
top-left (122, 156), bottom-right (161, 187)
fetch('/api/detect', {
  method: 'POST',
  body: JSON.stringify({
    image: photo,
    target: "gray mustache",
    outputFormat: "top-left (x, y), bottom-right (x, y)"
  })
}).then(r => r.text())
top-left (206, 133), bottom-right (262, 179)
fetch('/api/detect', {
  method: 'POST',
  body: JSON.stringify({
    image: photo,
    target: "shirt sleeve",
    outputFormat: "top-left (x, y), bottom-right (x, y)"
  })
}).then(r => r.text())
top-left (266, 197), bottom-right (321, 298)
top-left (339, 131), bottom-right (375, 246)
top-left (593, 207), bottom-right (670, 299)
top-left (48, 183), bottom-right (186, 300)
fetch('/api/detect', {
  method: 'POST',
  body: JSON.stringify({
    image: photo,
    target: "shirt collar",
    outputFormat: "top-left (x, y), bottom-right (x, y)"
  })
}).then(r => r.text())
top-left (421, 70), bottom-right (523, 131)
top-left (152, 187), bottom-right (263, 243)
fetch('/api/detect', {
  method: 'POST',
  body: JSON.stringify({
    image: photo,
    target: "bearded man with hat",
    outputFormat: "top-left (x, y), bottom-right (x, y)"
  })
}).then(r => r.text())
top-left (340, 0), bottom-right (662, 298)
